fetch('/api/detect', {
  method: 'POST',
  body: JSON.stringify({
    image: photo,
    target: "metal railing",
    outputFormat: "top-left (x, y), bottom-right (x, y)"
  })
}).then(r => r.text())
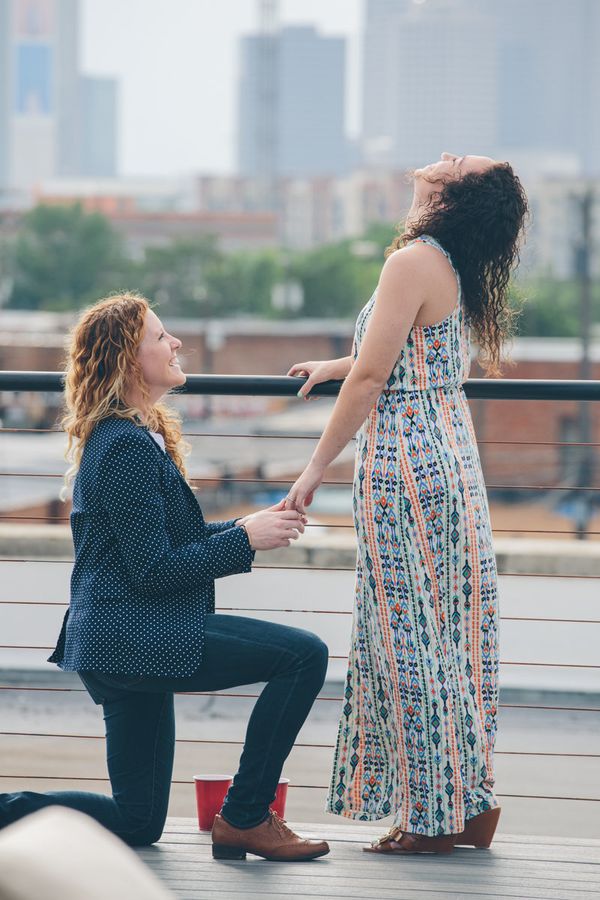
top-left (0, 372), bottom-right (599, 809)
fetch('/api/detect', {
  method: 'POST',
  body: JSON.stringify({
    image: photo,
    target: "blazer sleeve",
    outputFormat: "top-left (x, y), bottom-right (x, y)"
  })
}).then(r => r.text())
top-left (203, 518), bottom-right (238, 537)
top-left (98, 433), bottom-right (253, 596)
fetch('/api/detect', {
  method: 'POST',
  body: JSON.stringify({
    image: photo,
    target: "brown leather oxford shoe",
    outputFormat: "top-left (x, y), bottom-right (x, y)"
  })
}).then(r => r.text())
top-left (212, 812), bottom-right (330, 862)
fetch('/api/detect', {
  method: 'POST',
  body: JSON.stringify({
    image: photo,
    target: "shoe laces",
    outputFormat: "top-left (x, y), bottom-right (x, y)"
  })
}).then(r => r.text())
top-left (270, 811), bottom-right (295, 840)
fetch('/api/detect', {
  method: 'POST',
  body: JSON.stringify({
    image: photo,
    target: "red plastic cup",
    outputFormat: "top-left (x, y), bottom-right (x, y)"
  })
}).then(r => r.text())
top-left (270, 777), bottom-right (290, 818)
top-left (194, 774), bottom-right (232, 831)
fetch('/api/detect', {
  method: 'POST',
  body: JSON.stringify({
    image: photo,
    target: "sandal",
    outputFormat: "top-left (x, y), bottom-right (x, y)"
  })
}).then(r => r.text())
top-left (364, 825), bottom-right (456, 855)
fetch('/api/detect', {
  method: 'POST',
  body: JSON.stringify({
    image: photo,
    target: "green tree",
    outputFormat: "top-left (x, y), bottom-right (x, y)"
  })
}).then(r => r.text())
top-left (7, 203), bottom-right (130, 310)
top-left (135, 238), bottom-right (285, 318)
top-left (206, 250), bottom-right (284, 317)
top-left (288, 230), bottom-right (393, 319)
top-left (135, 236), bottom-right (222, 317)
top-left (513, 277), bottom-right (600, 338)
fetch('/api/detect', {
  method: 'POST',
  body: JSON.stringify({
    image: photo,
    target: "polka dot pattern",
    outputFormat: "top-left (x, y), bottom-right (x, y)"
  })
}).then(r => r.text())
top-left (49, 416), bottom-right (253, 677)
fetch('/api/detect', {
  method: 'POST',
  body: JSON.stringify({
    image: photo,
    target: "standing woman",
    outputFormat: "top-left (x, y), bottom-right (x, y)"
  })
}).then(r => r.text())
top-left (286, 153), bottom-right (528, 853)
top-left (0, 293), bottom-right (330, 862)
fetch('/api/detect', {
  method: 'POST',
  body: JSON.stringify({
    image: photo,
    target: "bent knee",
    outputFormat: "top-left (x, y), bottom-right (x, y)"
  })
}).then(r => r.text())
top-left (118, 810), bottom-right (166, 847)
top-left (303, 633), bottom-right (329, 680)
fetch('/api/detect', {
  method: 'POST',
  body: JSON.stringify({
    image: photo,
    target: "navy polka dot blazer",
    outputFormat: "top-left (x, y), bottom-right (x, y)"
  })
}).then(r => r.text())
top-left (48, 416), bottom-right (253, 677)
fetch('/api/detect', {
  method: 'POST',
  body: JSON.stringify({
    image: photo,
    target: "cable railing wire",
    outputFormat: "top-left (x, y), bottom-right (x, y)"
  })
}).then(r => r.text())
top-left (2, 645), bottom-right (596, 668)
top-left (0, 685), bottom-right (597, 714)
top-left (0, 772), bottom-right (595, 803)
top-left (2, 514), bottom-right (600, 539)
top-left (1, 731), bottom-right (597, 761)
top-left (3, 469), bottom-right (600, 495)
top-left (2, 557), bottom-right (600, 581)
top-left (1, 599), bottom-right (599, 626)
top-left (2, 373), bottom-right (600, 806)
top-left (4, 421), bottom-right (600, 455)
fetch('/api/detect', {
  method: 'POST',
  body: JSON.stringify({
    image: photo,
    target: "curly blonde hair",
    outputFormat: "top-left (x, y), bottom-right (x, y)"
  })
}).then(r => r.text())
top-left (62, 292), bottom-right (189, 493)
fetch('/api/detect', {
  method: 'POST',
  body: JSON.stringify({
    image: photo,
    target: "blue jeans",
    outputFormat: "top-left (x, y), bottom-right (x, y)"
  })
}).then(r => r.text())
top-left (0, 615), bottom-right (328, 845)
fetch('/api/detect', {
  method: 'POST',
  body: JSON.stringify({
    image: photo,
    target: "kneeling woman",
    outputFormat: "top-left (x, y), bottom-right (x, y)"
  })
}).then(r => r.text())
top-left (0, 293), bottom-right (329, 862)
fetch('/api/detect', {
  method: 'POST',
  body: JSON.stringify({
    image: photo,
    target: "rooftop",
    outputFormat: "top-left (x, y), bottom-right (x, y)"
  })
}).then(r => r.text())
top-left (140, 817), bottom-right (600, 900)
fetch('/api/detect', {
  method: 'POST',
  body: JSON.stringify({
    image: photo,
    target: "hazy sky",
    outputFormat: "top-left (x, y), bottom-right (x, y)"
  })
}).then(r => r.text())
top-left (81, 0), bottom-right (362, 177)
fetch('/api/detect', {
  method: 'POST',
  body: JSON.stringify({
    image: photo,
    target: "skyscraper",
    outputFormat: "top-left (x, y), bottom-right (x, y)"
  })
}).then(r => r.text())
top-left (237, 24), bottom-right (348, 178)
top-left (0, 0), bottom-right (10, 189)
top-left (361, 0), bottom-right (496, 168)
top-left (0, 0), bottom-right (118, 193)
top-left (361, 0), bottom-right (600, 175)
top-left (80, 76), bottom-right (118, 177)
top-left (488, 0), bottom-right (600, 175)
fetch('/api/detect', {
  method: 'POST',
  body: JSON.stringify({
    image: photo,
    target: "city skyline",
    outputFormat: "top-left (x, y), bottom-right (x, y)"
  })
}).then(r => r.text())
top-left (3, 0), bottom-right (597, 182)
top-left (81, 0), bottom-right (361, 178)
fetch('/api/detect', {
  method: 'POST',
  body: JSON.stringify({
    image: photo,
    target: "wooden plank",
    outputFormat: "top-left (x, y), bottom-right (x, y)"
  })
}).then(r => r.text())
top-left (162, 819), bottom-right (600, 852)
top-left (141, 860), bottom-right (600, 895)
top-left (142, 818), bottom-right (600, 900)
top-left (154, 834), bottom-right (600, 866)
top-left (139, 854), bottom-right (600, 890)
top-left (144, 874), bottom-right (595, 900)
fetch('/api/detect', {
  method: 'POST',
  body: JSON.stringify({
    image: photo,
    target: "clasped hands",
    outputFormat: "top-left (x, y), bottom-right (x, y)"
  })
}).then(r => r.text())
top-left (237, 357), bottom-right (334, 548)
top-left (236, 458), bottom-right (323, 551)
top-left (237, 500), bottom-right (308, 551)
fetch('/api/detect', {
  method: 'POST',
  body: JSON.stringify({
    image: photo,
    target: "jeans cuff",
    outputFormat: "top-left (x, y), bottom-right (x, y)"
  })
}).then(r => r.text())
top-left (220, 806), bottom-right (271, 830)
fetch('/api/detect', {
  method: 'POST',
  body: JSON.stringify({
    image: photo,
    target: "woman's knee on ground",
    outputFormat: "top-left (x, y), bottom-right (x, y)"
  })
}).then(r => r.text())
top-left (117, 805), bottom-right (167, 847)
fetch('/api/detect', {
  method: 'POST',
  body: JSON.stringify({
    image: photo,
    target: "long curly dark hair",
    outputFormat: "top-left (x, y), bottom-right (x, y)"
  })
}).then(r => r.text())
top-left (387, 163), bottom-right (529, 375)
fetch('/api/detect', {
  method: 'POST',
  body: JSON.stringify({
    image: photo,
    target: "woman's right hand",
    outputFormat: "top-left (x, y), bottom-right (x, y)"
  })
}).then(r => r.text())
top-left (241, 503), bottom-right (306, 550)
top-left (287, 357), bottom-right (352, 400)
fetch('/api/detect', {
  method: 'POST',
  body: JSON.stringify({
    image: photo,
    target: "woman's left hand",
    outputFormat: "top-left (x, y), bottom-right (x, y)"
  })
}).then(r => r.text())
top-left (285, 461), bottom-right (325, 514)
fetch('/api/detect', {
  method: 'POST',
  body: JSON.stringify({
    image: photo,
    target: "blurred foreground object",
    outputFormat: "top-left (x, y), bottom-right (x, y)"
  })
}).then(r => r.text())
top-left (0, 808), bottom-right (174, 900)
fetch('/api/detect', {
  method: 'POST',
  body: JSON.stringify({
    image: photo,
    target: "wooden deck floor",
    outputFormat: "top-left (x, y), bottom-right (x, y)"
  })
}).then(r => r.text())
top-left (136, 818), bottom-right (600, 900)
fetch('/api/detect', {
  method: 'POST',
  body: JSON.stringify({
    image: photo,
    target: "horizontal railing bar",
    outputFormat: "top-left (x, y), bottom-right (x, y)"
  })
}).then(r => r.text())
top-left (1, 600), bottom-right (598, 625)
top-left (0, 687), bottom-right (597, 713)
top-left (1, 732), bottom-right (597, 760)
top-left (3, 371), bottom-right (600, 401)
top-left (0, 773), bottom-right (596, 802)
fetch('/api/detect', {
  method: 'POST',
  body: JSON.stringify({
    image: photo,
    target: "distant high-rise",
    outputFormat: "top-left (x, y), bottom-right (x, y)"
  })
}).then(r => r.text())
top-left (487, 0), bottom-right (600, 175)
top-left (361, 0), bottom-right (496, 168)
top-left (0, 0), bottom-right (10, 189)
top-left (80, 76), bottom-right (118, 177)
top-left (361, 0), bottom-right (600, 175)
top-left (0, 0), bottom-right (118, 193)
top-left (237, 24), bottom-right (348, 178)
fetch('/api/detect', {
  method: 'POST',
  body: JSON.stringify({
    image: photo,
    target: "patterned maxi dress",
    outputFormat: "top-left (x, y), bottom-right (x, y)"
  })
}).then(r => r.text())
top-left (326, 236), bottom-right (499, 836)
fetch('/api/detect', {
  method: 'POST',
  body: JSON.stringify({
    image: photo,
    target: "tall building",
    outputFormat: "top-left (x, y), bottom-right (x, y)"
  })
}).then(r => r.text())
top-left (361, 0), bottom-right (600, 175)
top-left (361, 0), bottom-right (496, 168)
top-left (488, 0), bottom-right (600, 175)
top-left (361, 0), bottom-right (412, 165)
top-left (0, 0), bottom-right (118, 193)
top-left (0, 0), bottom-right (10, 190)
top-left (80, 76), bottom-right (118, 177)
top-left (237, 24), bottom-right (348, 178)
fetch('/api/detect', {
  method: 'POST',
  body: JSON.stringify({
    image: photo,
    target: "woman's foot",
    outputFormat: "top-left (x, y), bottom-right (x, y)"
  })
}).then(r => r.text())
top-left (455, 808), bottom-right (501, 848)
top-left (212, 812), bottom-right (330, 861)
top-left (364, 826), bottom-right (456, 855)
